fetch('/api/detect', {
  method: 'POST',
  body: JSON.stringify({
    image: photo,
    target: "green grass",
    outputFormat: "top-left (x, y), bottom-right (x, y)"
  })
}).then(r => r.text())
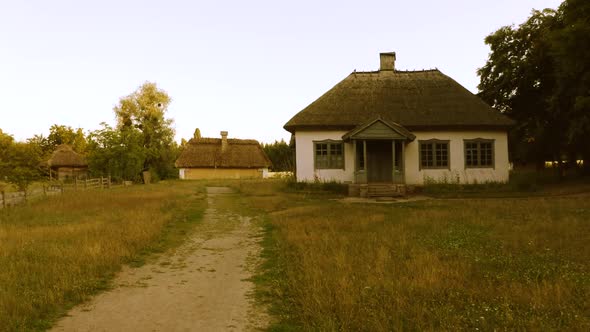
top-left (0, 181), bottom-right (206, 331)
top-left (242, 180), bottom-right (590, 331)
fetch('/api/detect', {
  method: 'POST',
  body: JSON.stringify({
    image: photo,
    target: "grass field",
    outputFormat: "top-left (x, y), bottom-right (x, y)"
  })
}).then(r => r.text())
top-left (0, 181), bottom-right (206, 331)
top-left (236, 181), bottom-right (590, 331)
top-left (2, 178), bottom-right (588, 331)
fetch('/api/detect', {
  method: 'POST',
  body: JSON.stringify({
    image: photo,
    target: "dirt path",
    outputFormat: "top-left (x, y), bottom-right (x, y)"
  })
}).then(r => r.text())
top-left (51, 187), bottom-right (268, 332)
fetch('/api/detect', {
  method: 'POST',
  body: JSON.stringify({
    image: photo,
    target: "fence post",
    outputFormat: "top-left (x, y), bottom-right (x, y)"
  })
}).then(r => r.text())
top-left (43, 185), bottom-right (47, 196)
top-left (108, 176), bottom-right (111, 189)
top-left (1, 191), bottom-right (5, 209)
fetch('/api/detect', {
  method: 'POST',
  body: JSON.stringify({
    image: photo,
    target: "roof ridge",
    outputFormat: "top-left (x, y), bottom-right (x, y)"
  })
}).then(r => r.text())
top-left (188, 137), bottom-right (261, 145)
top-left (351, 68), bottom-right (440, 75)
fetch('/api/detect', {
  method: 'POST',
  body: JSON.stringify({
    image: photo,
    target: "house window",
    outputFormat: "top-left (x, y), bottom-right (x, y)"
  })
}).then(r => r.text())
top-left (419, 140), bottom-right (449, 169)
top-left (314, 140), bottom-right (344, 169)
top-left (464, 139), bottom-right (494, 168)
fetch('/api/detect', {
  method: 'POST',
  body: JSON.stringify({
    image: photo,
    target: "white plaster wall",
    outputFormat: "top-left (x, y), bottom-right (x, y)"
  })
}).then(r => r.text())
top-left (405, 131), bottom-right (509, 185)
top-left (295, 131), bottom-right (355, 182)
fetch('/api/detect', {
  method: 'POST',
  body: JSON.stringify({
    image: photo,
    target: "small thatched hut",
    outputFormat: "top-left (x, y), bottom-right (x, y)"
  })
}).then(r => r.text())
top-left (175, 131), bottom-right (271, 179)
top-left (47, 144), bottom-right (88, 180)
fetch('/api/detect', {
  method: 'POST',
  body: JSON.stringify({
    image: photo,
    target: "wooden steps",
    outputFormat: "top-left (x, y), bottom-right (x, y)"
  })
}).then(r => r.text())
top-left (367, 184), bottom-right (405, 198)
top-left (349, 183), bottom-right (407, 198)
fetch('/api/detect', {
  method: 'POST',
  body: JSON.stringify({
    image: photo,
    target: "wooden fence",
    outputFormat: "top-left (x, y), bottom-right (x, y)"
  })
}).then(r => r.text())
top-left (1, 176), bottom-right (115, 209)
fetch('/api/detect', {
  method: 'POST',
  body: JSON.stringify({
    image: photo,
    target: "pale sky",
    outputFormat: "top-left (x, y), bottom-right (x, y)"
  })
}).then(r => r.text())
top-left (0, 0), bottom-right (563, 144)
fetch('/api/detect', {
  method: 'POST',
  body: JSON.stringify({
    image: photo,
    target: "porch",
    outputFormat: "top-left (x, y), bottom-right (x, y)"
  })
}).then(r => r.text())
top-left (342, 118), bottom-right (415, 197)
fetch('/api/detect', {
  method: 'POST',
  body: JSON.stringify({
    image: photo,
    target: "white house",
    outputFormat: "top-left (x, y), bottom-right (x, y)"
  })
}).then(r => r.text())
top-left (284, 52), bottom-right (514, 194)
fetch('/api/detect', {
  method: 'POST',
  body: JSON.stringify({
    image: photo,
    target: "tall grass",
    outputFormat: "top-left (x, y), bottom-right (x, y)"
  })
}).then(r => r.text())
top-left (0, 182), bottom-right (205, 331)
top-left (245, 181), bottom-right (590, 331)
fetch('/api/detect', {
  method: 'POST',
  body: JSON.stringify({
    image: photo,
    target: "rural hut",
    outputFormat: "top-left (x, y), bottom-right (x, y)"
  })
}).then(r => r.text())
top-left (175, 131), bottom-right (271, 179)
top-left (47, 144), bottom-right (89, 181)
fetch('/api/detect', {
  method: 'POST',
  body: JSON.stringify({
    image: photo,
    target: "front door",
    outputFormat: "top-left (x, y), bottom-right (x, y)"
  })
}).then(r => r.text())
top-left (366, 141), bottom-right (393, 183)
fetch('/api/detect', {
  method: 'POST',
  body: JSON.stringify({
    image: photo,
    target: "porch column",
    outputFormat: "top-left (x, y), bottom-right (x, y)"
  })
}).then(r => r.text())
top-left (401, 141), bottom-right (405, 183)
top-left (363, 140), bottom-right (367, 179)
top-left (353, 140), bottom-right (357, 172)
top-left (392, 140), bottom-right (396, 174)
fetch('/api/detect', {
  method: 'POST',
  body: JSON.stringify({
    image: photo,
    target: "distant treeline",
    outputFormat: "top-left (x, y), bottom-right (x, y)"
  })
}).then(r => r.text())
top-left (1, 82), bottom-right (180, 189)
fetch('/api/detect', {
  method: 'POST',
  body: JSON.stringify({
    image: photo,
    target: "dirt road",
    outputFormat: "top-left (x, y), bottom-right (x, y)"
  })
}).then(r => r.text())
top-left (51, 187), bottom-right (267, 332)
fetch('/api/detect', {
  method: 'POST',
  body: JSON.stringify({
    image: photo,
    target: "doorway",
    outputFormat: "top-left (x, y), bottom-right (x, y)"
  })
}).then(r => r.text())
top-left (366, 140), bottom-right (393, 182)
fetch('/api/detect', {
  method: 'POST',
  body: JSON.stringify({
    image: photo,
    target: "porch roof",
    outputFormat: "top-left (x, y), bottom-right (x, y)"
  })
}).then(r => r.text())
top-left (342, 117), bottom-right (416, 141)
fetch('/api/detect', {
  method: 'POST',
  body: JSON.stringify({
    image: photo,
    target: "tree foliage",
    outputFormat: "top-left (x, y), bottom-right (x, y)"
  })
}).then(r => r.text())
top-left (549, 0), bottom-right (590, 164)
top-left (263, 139), bottom-right (294, 172)
top-left (25, 125), bottom-right (87, 160)
top-left (0, 129), bottom-right (43, 190)
top-left (478, 0), bottom-right (590, 173)
top-left (86, 123), bottom-right (146, 182)
top-left (47, 125), bottom-right (87, 153)
top-left (114, 82), bottom-right (176, 178)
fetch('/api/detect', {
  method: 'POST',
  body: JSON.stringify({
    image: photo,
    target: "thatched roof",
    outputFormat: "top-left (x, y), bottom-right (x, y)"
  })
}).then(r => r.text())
top-left (47, 144), bottom-right (88, 168)
top-left (284, 69), bottom-right (514, 133)
top-left (175, 137), bottom-right (271, 169)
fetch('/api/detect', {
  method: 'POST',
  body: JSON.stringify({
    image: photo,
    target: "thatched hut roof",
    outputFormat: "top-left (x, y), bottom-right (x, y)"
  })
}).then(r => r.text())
top-left (284, 69), bottom-right (514, 133)
top-left (175, 137), bottom-right (271, 169)
top-left (47, 144), bottom-right (88, 168)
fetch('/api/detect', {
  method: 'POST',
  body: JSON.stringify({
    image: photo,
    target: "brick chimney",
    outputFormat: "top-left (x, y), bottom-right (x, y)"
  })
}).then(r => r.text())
top-left (220, 131), bottom-right (228, 152)
top-left (379, 52), bottom-right (396, 71)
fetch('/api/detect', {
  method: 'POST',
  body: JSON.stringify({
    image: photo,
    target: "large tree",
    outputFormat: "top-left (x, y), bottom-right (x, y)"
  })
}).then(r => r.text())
top-left (548, 0), bottom-right (590, 171)
top-left (114, 82), bottom-right (176, 179)
top-left (478, 9), bottom-right (560, 166)
top-left (478, 0), bottom-right (590, 173)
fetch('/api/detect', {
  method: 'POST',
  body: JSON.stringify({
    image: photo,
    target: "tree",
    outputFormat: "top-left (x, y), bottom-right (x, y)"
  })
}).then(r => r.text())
top-left (47, 124), bottom-right (87, 153)
top-left (0, 129), bottom-right (15, 187)
top-left (478, 1), bottom-right (590, 174)
top-left (86, 123), bottom-right (146, 182)
top-left (549, 0), bottom-right (590, 173)
top-left (6, 142), bottom-right (43, 190)
top-left (263, 139), bottom-right (294, 172)
top-left (26, 134), bottom-right (51, 157)
top-left (478, 9), bottom-right (560, 167)
top-left (193, 128), bottom-right (201, 140)
top-left (0, 129), bottom-right (43, 190)
top-left (114, 82), bottom-right (176, 179)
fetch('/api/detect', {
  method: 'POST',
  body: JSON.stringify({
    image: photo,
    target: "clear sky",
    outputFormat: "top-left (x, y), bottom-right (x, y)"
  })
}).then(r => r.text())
top-left (0, 0), bottom-right (563, 144)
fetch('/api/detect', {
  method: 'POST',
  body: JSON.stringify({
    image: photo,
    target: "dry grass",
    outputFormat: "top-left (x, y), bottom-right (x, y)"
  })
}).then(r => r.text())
top-left (244, 181), bottom-right (590, 331)
top-left (0, 181), bottom-right (205, 331)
